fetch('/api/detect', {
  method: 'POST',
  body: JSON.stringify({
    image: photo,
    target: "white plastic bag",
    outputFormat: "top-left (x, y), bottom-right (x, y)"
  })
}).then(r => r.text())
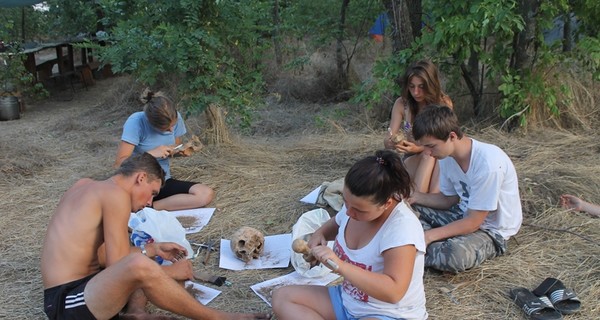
top-left (291, 208), bottom-right (333, 278)
top-left (128, 207), bottom-right (194, 261)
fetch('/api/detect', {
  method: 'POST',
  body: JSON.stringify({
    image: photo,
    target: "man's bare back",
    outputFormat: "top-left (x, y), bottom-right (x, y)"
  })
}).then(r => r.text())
top-left (41, 178), bottom-right (131, 288)
top-left (41, 153), bottom-right (270, 320)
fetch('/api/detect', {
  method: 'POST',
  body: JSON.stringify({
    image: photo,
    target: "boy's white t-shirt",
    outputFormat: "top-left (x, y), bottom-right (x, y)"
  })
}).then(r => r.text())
top-left (334, 201), bottom-right (427, 319)
top-left (439, 138), bottom-right (522, 239)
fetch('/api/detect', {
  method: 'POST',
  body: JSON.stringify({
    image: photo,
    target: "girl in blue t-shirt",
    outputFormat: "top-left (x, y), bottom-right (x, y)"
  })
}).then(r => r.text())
top-left (114, 89), bottom-right (214, 211)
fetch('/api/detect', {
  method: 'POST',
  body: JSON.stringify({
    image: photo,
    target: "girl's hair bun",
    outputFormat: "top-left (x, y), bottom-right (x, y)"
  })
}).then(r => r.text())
top-left (140, 88), bottom-right (155, 104)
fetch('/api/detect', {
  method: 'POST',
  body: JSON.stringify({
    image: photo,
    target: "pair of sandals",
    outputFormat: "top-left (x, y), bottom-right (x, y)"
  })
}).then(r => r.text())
top-left (510, 278), bottom-right (581, 319)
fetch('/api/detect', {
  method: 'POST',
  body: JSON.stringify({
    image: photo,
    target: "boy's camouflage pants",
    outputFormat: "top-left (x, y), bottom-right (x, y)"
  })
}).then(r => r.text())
top-left (413, 205), bottom-right (507, 273)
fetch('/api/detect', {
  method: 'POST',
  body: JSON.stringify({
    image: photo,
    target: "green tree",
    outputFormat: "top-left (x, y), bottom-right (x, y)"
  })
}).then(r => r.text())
top-left (279, 0), bottom-right (383, 94)
top-left (95, 0), bottom-right (270, 128)
top-left (361, 0), bottom-right (599, 128)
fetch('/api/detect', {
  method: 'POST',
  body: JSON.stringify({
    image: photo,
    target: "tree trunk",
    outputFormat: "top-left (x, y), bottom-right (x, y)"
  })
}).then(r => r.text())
top-left (406, 0), bottom-right (422, 39)
top-left (272, 0), bottom-right (283, 66)
top-left (383, 0), bottom-right (414, 54)
top-left (21, 7), bottom-right (25, 41)
top-left (511, 0), bottom-right (539, 71)
top-left (562, 12), bottom-right (573, 52)
top-left (335, 0), bottom-right (350, 90)
top-left (461, 48), bottom-right (482, 116)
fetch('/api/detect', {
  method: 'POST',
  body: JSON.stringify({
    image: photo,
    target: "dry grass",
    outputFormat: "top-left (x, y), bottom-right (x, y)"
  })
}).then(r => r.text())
top-left (525, 66), bottom-right (598, 130)
top-left (1, 75), bottom-right (599, 319)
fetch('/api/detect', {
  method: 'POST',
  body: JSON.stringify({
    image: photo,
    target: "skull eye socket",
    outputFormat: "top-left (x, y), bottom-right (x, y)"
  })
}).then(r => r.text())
top-left (238, 240), bottom-right (246, 247)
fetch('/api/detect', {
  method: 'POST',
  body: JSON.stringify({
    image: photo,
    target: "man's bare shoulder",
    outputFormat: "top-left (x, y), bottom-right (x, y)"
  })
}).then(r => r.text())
top-left (69, 178), bottom-right (124, 194)
top-left (62, 178), bottom-right (129, 209)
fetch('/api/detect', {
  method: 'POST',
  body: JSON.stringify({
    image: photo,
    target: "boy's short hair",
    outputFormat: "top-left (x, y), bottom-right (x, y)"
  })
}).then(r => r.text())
top-left (412, 105), bottom-right (463, 141)
top-left (116, 152), bottom-right (165, 185)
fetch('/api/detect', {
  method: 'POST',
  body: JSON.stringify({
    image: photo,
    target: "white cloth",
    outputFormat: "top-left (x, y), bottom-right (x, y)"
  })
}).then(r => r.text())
top-left (334, 202), bottom-right (427, 319)
top-left (439, 138), bottom-right (522, 239)
top-left (316, 178), bottom-right (344, 211)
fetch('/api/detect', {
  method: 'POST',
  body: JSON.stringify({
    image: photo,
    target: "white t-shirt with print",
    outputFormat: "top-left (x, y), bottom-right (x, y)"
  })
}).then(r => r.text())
top-left (439, 138), bottom-right (522, 239)
top-left (334, 201), bottom-right (427, 320)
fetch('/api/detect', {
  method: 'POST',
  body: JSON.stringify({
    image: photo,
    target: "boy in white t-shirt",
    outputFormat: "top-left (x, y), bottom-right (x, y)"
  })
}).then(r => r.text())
top-left (409, 105), bottom-right (522, 273)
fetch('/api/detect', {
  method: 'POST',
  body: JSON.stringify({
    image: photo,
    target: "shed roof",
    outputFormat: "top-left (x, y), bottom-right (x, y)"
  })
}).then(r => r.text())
top-left (0, 0), bottom-right (44, 7)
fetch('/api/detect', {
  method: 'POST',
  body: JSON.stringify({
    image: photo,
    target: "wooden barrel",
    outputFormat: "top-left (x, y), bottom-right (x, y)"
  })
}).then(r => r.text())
top-left (0, 96), bottom-right (21, 121)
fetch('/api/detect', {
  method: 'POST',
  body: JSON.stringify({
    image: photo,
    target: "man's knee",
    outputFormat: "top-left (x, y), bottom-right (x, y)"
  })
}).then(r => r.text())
top-left (121, 253), bottom-right (162, 280)
top-left (426, 235), bottom-right (497, 272)
top-left (426, 241), bottom-right (478, 273)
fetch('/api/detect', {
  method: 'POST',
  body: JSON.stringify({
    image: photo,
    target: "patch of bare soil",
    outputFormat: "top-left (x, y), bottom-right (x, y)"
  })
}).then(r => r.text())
top-left (1, 75), bottom-right (599, 319)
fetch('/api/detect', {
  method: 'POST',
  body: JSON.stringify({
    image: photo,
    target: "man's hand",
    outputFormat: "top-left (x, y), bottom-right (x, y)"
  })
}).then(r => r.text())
top-left (408, 191), bottom-right (424, 205)
top-left (163, 259), bottom-right (194, 281)
top-left (152, 242), bottom-right (188, 261)
top-left (424, 230), bottom-right (435, 246)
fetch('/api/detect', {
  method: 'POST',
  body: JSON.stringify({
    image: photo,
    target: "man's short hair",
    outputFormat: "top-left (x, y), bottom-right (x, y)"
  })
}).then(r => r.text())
top-left (412, 105), bottom-right (463, 141)
top-left (116, 153), bottom-right (165, 185)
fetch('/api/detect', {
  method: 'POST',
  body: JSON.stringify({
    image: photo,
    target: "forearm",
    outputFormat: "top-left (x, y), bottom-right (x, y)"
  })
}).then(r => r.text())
top-left (113, 154), bottom-right (128, 168)
top-left (582, 201), bottom-right (600, 217)
top-left (412, 192), bottom-right (458, 210)
top-left (114, 142), bottom-right (135, 168)
top-left (388, 102), bottom-right (403, 134)
top-left (336, 262), bottom-right (409, 303)
top-left (426, 211), bottom-right (486, 244)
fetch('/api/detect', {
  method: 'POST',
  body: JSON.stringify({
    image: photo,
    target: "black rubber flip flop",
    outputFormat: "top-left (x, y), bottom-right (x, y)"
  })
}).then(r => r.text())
top-left (532, 278), bottom-right (581, 315)
top-left (510, 287), bottom-right (563, 320)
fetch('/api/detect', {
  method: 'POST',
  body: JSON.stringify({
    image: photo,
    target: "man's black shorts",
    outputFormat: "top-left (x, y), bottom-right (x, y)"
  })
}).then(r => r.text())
top-left (44, 273), bottom-right (98, 320)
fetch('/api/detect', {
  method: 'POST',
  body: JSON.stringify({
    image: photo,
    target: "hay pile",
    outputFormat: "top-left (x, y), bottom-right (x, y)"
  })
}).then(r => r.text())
top-left (0, 76), bottom-right (599, 319)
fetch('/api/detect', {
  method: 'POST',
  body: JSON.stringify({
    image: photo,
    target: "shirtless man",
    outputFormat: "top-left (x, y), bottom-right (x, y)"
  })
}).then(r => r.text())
top-left (41, 153), bottom-right (270, 320)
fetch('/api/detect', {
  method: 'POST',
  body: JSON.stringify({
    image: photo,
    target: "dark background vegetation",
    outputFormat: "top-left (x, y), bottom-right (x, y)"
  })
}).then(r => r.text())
top-left (1, 1), bottom-right (599, 319)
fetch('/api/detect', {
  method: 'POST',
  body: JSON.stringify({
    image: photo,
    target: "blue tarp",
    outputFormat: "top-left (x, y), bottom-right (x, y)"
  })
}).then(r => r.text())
top-left (369, 13), bottom-right (389, 37)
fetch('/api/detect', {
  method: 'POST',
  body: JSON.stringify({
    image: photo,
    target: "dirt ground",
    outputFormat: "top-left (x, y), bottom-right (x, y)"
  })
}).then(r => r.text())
top-left (1, 75), bottom-right (599, 319)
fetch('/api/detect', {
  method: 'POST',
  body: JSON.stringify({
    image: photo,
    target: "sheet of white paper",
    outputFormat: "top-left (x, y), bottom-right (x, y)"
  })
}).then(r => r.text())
top-left (172, 208), bottom-right (216, 234)
top-left (219, 233), bottom-right (292, 270)
top-left (251, 271), bottom-right (340, 306)
top-left (184, 281), bottom-right (221, 305)
top-left (300, 185), bottom-right (321, 204)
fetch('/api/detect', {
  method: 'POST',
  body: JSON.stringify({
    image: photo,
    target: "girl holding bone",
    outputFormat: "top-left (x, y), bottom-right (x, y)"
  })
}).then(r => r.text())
top-left (273, 150), bottom-right (427, 320)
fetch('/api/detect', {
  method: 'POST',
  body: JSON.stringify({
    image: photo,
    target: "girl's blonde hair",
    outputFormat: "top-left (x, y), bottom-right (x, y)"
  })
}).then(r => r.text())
top-left (140, 88), bottom-right (177, 130)
top-left (401, 60), bottom-right (448, 118)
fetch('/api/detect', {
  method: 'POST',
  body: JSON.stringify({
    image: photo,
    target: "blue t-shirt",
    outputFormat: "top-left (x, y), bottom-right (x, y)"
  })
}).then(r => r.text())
top-left (121, 111), bottom-right (186, 179)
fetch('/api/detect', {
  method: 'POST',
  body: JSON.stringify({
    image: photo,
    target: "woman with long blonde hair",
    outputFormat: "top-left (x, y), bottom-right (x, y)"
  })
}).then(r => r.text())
top-left (384, 60), bottom-right (453, 193)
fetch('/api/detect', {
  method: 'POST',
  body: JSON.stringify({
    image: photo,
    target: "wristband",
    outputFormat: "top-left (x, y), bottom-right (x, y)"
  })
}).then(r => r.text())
top-left (326, 259), bottom-right (340, 273)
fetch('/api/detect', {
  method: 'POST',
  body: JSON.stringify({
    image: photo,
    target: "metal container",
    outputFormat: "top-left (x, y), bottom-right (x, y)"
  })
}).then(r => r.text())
top-left (0, 96), bottom-right (20, 121)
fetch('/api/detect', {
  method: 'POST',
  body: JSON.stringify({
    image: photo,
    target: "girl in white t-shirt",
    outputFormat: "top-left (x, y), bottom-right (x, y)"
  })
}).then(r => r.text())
top-left (272, 150), bottom-right (428, 320)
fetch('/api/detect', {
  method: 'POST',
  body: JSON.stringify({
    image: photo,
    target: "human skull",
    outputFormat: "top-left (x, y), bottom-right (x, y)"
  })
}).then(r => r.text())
top-left (229, 227), bottom-right (265, 262)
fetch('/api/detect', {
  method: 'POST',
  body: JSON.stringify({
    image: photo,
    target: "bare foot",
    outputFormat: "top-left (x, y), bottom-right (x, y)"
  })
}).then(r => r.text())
top-left (120, 311), bottom-right (178, 320)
